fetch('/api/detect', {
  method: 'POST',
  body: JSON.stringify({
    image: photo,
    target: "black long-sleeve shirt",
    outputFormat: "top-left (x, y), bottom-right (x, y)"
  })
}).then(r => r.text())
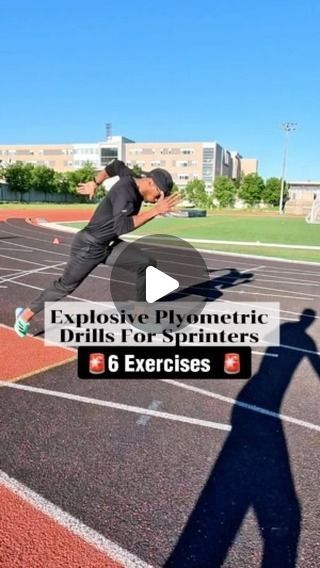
top-left (84, 160), bottom-right (143, 245)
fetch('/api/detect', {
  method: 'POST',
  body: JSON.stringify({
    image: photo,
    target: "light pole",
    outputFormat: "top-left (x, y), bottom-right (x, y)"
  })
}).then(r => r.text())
top-left (279, 122), bottom-right (297, 215)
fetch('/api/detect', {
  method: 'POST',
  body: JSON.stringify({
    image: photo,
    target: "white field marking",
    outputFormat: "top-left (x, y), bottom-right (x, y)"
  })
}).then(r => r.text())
top-left (0, 262), bottom-right (66, 285)
top-left (0, 383), bottom-right (232, 432)
top-left (0, 248), bottom-right (33, 252)
top-left (0, 267), bottom-right (26, 272)
top-left (221, 271), bottom-right (320, 287)
top-left (242, 265), bottom-right (320, 277)
top-left (197, 248), bottom-right (320, 267)
top-left (36, 223), bottom-right (320, 268)
top-left (0, 255), bottom-right (140, 292)
top-left (0, 267), bottom-right (60, 281)
top-left (135, 240), bottom-right (316, 268)
top-left (161, 380), bottom-right (320, 433)
top-left (277, 343), bottom-right (320, 356)
top-left (252, 338), bottom-right (320, 357)
top-left (0, 238), bottom-right (69, 257)
top-left (242, 276), bottom-right (320, 288)
top-left (136, 400), bottom-right (162, 425)
top-left (171, 286), bottom-right (314, 301)
top-left (143, 253), bottom-right (320, 286)
top-left (0, 471), bottom-right (153, 568)
top-left (0, 278), bottom-right (122, 305)
top-left (1, 225), bottom-right (70, 248)
top-left (0, 253), bottom-right (56, 267)
top-left (0, 285), bottom-right (7, 288)
top-left (240, 282), bottom-right (316, 297)
top-left (123, 234), bottom-right (320, 250)
top-left (37, 221), bottom-right (82, 233)
top-left (240, 265), bottom-right (265, 272)
top-left (212, 298), bottom-right (320, 321)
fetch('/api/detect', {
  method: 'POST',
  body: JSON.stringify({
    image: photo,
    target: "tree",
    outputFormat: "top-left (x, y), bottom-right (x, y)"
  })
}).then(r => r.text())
top-left (238, 173), bottom-right (265, 207)
top-left (55, 171), bottom-right (73, 202)
top-left (184, 179), bottom-right (213, 208)
top-left (213, 176), bottom-right (237, 208)
top-left (31, 165), bottom-right (57, 200)
top-left (3, 162), bottom-right (34, 201)
top-left (262, 177), bottom-right (287, 207)
top-left (67, 162), bottom-right (97, 201)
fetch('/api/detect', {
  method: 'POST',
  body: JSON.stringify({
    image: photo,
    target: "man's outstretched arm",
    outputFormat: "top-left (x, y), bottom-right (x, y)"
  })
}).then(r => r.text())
top-left (76, 160), bottom-right (130, 200)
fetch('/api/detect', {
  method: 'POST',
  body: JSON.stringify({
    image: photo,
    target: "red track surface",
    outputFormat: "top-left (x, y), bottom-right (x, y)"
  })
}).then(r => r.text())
top-left (0, 208), bottom-right (93, 222)
top-left (0, 484), bottom-right (124, 567)
top-left (0, 326), bottom-right (76, 382)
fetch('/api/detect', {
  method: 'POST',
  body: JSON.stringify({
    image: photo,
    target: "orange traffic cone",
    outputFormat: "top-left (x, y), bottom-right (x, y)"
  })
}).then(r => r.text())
top-left (53, 237), bottom-right (60, 244)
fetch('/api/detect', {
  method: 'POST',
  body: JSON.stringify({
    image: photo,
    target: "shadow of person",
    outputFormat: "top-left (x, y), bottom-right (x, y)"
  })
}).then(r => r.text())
top-left (165, 309), bottom-right (320, 568)
top-left (164, 267), bottom-right (254, 303)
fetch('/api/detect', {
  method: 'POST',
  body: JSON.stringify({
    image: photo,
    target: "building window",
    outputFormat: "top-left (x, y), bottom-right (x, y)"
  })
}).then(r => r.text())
top-left (100, 147), bottom-right (118, 166)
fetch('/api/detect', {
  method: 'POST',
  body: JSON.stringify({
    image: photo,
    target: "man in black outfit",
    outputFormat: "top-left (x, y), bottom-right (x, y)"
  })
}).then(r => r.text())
top-left (14, 159), bottom-right (178, 337)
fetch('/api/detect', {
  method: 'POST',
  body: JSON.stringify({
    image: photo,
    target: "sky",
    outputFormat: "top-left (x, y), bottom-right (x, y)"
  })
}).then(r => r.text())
top-left (1, 0), bottom-right (320, 180)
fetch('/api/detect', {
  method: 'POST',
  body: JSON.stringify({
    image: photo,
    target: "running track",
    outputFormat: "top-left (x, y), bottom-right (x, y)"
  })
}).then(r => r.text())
top-left (0, 217), bottom-right (319, 567)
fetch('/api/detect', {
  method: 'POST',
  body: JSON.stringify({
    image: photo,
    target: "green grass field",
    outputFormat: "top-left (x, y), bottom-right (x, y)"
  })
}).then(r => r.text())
top-left (62, 214), bottom-right (320, 263)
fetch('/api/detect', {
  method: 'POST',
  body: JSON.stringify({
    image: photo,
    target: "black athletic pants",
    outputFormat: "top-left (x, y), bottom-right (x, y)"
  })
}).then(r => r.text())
top-left (29, 230), bottom-right (156, 314)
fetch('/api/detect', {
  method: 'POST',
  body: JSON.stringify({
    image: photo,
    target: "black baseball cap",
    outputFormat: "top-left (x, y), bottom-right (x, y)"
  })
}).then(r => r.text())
top-left (142, 168), bottom-right (174, 196)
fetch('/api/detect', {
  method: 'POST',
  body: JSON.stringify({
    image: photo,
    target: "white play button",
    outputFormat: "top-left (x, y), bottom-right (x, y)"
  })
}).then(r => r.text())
top-left (146, 266), bottom-right (179, 303)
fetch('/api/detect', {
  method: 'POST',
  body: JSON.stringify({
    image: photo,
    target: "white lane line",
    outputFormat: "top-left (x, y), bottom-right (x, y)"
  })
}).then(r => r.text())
top-left (222, 272), bottom-right (320, 287)
top-left (0, 226), bottom-right (70, 248)
top-left (136, 400), bottom-right (162, 425)
top-left (197, 248), bottom-right (320, 268)
top-left (0, 267), bottom-right (26, 272)
top-left (0, 262), bottom-right (66, 284)
top-left (0, 253), bottom-right (61, 266)
top-left (216, 289), bottom-right (314, 301)
top-left (0, 248), bottom-right (33, 252)
top-left (0, 470), bottom-right (152, 568)
top-left (0, 238), bottom-right (69, 257)
top-left (240, 282), bottom-right (316, 297)
top-left (239, 265), bottom-right (320, 277)
top-left (0, 383), bottom-right (231, 432)
top-left (214, 298), bottom-right (320, 321)
top-left (161, 380), bottom-right (320, 433)
top-left (278, 343), bottom-right (320, 356)
top-left (240, 265), bottom-right (265, 272)
top-left (252, 351), bottom-right (278, 358)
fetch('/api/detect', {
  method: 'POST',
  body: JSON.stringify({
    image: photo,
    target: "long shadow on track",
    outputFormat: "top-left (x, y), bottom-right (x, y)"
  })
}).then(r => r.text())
top-left (165, 309), bottom-right (320, 568)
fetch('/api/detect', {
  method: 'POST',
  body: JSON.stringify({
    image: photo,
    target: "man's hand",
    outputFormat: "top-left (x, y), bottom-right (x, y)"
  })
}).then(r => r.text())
top-left (153, 192), bottom-right (180, 215)
top-left (76, 181), bottom-right (97, 200)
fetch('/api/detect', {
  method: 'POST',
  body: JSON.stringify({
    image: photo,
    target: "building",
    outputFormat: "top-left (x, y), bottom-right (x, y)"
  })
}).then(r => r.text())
top-left (0, 136), bottom-right (257, 189)
top-left (286, 181), bottom-right (320, 216)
